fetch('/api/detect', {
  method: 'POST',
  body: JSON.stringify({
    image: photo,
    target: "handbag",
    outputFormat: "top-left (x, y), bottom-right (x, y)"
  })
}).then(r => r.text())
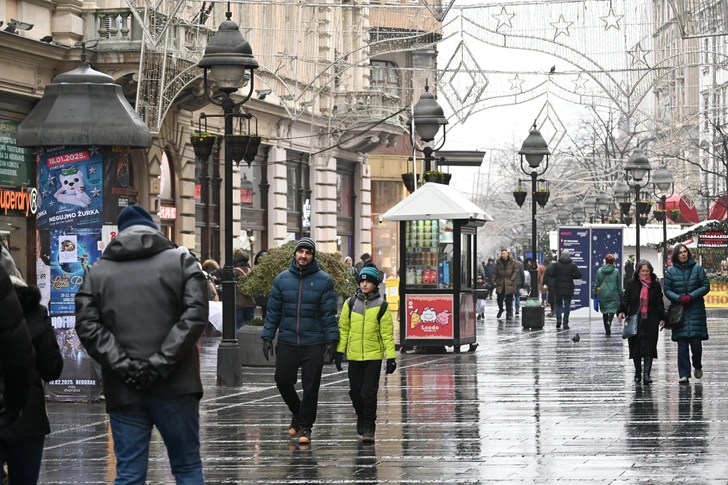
top-left (665, 303), bottom-right (685, 330)
top-left (621, 313), bottom-right (639, 339)
top-left (592, 297), bottom-right (599, 312)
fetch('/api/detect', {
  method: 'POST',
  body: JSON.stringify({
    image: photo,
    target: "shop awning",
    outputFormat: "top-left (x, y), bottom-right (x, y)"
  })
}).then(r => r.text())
top-left (380, 182), bottom-right (494, 222)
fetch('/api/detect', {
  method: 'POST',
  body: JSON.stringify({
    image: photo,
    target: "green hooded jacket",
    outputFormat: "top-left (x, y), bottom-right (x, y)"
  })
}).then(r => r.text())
top-left (593, 263), bottom-right (622, 314)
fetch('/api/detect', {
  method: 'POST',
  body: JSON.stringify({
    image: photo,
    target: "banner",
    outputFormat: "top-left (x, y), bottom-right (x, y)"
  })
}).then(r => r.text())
top-left (590, 227), bottom-right (624, 309)
top-left (558, 227), bottom-right (590, 311)
top-left (405, 294), bottom-right (454, 339)
top-left (37, 146), bottom-right (103, 229)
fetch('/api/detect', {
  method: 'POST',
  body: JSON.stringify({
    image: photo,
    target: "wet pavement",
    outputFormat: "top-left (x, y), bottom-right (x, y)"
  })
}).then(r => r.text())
top-left (38, 298), bottom-right (728, 484)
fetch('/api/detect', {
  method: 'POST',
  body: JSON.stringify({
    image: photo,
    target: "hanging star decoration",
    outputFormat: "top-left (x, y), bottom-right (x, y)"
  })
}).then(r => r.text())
top-left (91, 187), bottom-right (101, 197)
top-left (572, 74), bottom-right (588, 92)
top-left (88, 166), bottom-right (97, 175)
top-left (509, 74), bottom-right (525, 92)
top-left (550, 14), bottom-right (573, 41)
top-left (88, 146), bottom-right (101, 157)
top-left (48, 175), bottom-right (56, 187)
top-left (628, 42), bottom-right (650, 67)
top-left (600, 5), bottom-right (624, 31)
top-left (492, 6), bottom-right (515, 32)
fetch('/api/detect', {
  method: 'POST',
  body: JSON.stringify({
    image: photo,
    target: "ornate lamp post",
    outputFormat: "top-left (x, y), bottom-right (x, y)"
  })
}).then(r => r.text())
top-left (595, 191), bottom-right (612, 223)
top-left (614, 179), bottom-right (632, 226)
top-left (624, 148), bottom-right (652, 262)
top-left (412, 81), bottom-right (448, 179)
top-left (571, 201), bottom-right (586, 225)
top-left (197, 9), bottom-right (259, 387)
top-left (583, 193), bottom-right (597, 223)
top-left (517, 123), bottom-right (551, 298)
top-left (652, 165), bottom-right (675, 275)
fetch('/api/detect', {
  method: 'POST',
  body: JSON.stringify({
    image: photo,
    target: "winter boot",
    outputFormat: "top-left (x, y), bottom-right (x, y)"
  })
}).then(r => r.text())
top-left (298, 426), bottom-right (312, 444)
top-left (356, 416), bottom-right (365, 436)
top-left (362, 421), bottom-right (376, 443)
top-left (603, 314), bottom-right (611, 336)
top-left (288, 415), bottom-right (301, 437)
top-left (643, 357), bottom-right (653, 385)
top-left (633, 358), bottom-right (642, 383)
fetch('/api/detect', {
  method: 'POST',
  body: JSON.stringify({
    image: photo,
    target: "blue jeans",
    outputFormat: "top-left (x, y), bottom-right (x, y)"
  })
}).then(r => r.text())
top-left (108, 394), bottom-right (204, 485)
top-left (677, 336), bottom-right (703, 378)
top-left (514, 292), bottom-right (521, 311)
top-left (555, 295), bottom-right (572, 324)
top-left (235, 307), bottom-right (255, 331)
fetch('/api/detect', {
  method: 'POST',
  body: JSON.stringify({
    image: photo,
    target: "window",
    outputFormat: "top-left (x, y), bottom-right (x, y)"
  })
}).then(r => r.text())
top-left (287, 163), bottom-right (298, 212)
top-left (371, 60), bottom-right (400, 98)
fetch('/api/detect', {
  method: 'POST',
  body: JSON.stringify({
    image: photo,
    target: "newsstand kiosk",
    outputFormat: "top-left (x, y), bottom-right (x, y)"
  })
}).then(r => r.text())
top-left (380, 183), bottom-right (493, 352)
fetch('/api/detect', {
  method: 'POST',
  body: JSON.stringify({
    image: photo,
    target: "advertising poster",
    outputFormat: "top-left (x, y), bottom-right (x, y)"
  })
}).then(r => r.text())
top-left (37, 146), bottom-right (103, 229)
top-left (49, 228), bottom-right (102, 316)
top-left (405, 294), bottom-right (454, 339)
top-left (558, 227), bottom-right (590, 311)
top-left (103, 146), bottom-right (131, 224)
top-left (705, 280), bottom-right (728, 308)
top-left (459, 292), bottom-right (476, 338)
top-left (0, 120), bottom-right (30, 187)
top-left (590, 227), bottom-right (624, 309)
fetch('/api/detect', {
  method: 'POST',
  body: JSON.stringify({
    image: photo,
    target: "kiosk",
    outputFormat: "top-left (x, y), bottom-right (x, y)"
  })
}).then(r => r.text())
top-left (380, 183), bottom-right (493, 352)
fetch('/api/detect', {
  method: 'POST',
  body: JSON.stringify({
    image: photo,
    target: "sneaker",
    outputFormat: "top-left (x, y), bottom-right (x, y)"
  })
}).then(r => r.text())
top-left (356, 416), bottom-right (365, 436)
top-left (515, 309), bottom-right (520, 315)
top-left (497, 309), bottom-right (504, 318)
top-left (298, 426), bottom-right (312, 444)
top-left (361, 422), bottom-right (376, 443)
top-left (679, 377), bottom-right (690, 384)
top-left (695, 368), bottom-right (703, 379)
top-left (288, 415), bottom-right (301, 437)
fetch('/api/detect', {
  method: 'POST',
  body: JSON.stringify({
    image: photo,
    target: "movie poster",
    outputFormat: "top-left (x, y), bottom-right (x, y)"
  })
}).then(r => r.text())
top-left (37, 146), bottom-right (103, 229)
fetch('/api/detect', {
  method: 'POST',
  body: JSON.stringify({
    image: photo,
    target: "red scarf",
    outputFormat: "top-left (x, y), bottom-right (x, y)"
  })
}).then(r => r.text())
top-left (639, 275), bottom-right (651, 319)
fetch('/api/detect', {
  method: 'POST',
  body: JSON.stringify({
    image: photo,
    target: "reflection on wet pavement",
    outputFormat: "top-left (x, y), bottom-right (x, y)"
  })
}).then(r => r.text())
top-left (38, 299), bottom-right (728, 483)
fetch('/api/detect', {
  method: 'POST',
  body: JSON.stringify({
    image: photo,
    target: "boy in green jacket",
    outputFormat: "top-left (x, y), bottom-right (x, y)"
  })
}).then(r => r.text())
top-left (335, 266), bottom-right (396, 442)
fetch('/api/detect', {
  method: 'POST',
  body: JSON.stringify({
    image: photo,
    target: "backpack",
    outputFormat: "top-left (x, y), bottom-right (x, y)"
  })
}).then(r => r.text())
top-left (347, 295), bottom-right (388, 323)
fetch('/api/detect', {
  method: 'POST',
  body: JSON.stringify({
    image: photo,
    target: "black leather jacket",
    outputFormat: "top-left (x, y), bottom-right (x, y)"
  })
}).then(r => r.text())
top-left (75, 226), bottom-right (208, 411)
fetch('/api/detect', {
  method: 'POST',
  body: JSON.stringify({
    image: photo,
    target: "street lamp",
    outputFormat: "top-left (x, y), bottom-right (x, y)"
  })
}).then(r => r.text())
top-left (571, 201), bottom-right (586, 225)
top-left (412, 81), bottom-right (448, 175)
top-left (557, 207), bottom-right (571, 225)
top-left (652, 164), bottom-right (674, 275)
top-left (518, 122), bottom-right (550, 299)
top-left (197, 9), bottom-right (259, 387)
top-left (613, 179), bottom-right (632, 225)
top-left (624, 148), bottom-right (652, 262)
top-left (583, 193), bottom-right (597, 223)
top-left (595, 191), bottom-right (612, 223)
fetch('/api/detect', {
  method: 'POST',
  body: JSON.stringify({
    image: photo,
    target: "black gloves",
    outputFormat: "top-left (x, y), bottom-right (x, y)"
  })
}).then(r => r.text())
top-left (386, 359), bottom-right (397, 375)
top-left (262, 339), bottom-right (274, 361)
top-left (323, 341), bottom-right (337, 365)
top-left (334, 352), bottom-right (344, 371)
top-left (124, 358), bottom-right (161, 390)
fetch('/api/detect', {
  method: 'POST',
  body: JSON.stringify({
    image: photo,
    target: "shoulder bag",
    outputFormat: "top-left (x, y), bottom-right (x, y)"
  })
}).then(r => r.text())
top-left (622, 313), bottom-right (639, 339)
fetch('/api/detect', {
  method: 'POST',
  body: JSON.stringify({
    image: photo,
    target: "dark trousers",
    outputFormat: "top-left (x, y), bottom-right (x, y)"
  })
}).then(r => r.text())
top-left (348, 360), bottom-right (382, 422)
top-left (677, 336), bottom-right (703, 378)
top-left (0, 434), bottom-right (45, 485)
top-left (274, 343), bottom-right (325, 428)
top-left (497, 291), bottom-right (513, 313)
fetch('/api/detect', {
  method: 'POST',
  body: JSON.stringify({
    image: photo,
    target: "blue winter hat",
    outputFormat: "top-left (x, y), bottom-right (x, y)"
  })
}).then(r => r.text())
top-left (117, 205), bottom-right (158, 232)
top-left (358, 266), bottom-right (379, 284)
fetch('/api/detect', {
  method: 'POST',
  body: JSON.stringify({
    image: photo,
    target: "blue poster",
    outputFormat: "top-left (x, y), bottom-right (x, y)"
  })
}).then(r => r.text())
top-left (558, 227), bottom-right (590, 311)
top-left (37, 146), bottom-right (103, 229)
top-left (49, 227), bottom-right (102, 316)
top-left (590, 227), bottom-right (624, 302)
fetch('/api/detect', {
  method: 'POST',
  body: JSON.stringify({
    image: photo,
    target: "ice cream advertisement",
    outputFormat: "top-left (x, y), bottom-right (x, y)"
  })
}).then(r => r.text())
top-left (405, 294), bottom-right (454, 339)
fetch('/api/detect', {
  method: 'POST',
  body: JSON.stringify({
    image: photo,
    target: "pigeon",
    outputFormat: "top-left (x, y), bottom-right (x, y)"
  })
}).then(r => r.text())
top-left (571, 333), bottom-right (581, 343)
top-left (40, 35), bottom-right (53, 43)
top-left (549, 65), bottom-right (556, 74)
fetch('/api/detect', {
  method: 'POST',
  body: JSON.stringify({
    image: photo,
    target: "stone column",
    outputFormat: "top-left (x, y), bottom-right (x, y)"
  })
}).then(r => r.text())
top-left (358, 162), bottom-right (372, 257)
top-left (312, 155), bottom-right (338, 253)
top-left (267, 146), bottom-right (288, 247)
top-left (53, 0), bottom-right (85, 45)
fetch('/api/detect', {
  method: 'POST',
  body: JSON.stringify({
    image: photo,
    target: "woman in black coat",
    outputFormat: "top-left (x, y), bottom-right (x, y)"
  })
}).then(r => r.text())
top-left (617, 260), bottom-right (666, 385)
top-left (0, 280), bottom-right (63, 484)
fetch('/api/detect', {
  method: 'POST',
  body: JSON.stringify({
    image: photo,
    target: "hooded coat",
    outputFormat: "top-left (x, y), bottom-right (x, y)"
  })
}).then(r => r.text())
top-left (493, 255), bottom-right (517, 295)
top-left (0, 284), bottom-right (62, 439)
top-left (261, 258), bottom-right (339, 346)
top-left (593, 263), bottom-right (622, 314)
top-left (546, 255), bottom-right (582, 298)
top-left (75, 226), bottom-right (208, 411)
top-left (664, 258), bottom-right (710, 341)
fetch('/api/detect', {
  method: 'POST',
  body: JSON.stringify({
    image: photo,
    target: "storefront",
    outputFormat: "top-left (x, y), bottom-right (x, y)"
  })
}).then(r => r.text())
top-left (336, 160), bottom-right (356, 259)
top-left (285, 150), bottom-right (310, 239)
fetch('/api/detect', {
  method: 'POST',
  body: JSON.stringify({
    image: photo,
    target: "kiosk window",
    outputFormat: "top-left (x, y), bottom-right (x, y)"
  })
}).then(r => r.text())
top-left (404, 219), bottom-right (453, 288)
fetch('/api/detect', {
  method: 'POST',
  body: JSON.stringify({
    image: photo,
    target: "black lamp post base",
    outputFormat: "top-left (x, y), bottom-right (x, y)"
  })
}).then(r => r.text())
top-left (217, 339), bottom-right (243, 387)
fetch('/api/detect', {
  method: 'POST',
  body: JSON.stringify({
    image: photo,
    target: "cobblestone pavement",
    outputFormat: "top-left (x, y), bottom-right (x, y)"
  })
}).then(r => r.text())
top-left (38, 299), bottom-right (728, 484)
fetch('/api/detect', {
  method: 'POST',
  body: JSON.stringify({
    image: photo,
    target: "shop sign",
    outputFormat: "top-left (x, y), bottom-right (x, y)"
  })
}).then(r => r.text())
top-left (705, 279), bottom-right (728, 308)
top-left (405, 294), bottom-right (454, 339)
top-left (0, 120), bottom-right (30, 187)
top-left (0, 186), bottom-right (37, 216)
top-left (698, 230), bottom-right (728, 248)
top-left (159, 205), bottom-right (177, 219)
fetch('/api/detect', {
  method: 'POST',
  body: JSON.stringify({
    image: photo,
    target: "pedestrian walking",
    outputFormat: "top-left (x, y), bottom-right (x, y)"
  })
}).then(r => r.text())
top-left (593, 254), bottom-right (622, 336)
top-left (344, 256), bottom-right (359, 279)
top-left (261, 237), bottom-right (339, 445)
top-left (617, 260), bottom-right (666, 385)
top-left (545, 250), bottom-right (582, 329)
top-left (513, 255), bottom-right (525, 315)
top-left (663, 243), bottom-right (711, 384)
top-left (482, 258), bottom-right (495, 299)
top-left (475, 275), bottom-right (486, 320)
top-left (202, 259), bottom-right (220, 302)
top-left (0, 263), bottom-right (63, 485)
top-left (75, 205), bottom-right (209, 485)
top-left (493, 249), bottom-right (517, 319)
top-left (623, 254), bottom-right (635, 288)
top-left (355, 253), bottom-right (371, 274)
top-left (0, 244), bottom-right (35, 431)
top-left (233, 249), bottom-right (256, 330)
top-left (538, 258), bottom-right (550, 309)
top-left (253, 250), bottom-right (269, 320)
top-left (335, 266), bottom-right (396, 443)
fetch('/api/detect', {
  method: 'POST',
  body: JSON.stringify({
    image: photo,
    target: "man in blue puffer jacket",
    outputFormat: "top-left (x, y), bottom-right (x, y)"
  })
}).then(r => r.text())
top-left (261, 237), bottom-right (339, 445)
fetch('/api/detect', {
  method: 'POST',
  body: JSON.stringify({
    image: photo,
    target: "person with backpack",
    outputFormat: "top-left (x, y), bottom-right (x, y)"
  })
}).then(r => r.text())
top-left (233, 249), bottom-right (256, 330)
top-left (335, 266), bottom-right (396, 443)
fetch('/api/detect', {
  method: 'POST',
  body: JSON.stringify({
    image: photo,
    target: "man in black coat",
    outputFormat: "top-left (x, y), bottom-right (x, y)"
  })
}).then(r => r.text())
top-left (623, 255), bottom-right (635, 288)
top-left (0, 244), bottom-right (35, 430)
top-left (75, 205), bottom-right (208, 484)
top-left (545, 250), bottom-right (582, 330)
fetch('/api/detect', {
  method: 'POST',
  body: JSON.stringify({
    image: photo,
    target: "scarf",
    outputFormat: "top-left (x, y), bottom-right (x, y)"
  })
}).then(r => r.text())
top-left (639, 275), bottom-right (651, 319)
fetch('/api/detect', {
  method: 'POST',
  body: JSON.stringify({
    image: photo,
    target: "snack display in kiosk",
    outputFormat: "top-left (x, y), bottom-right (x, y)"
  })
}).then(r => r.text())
top-left (405, 219), bottom-right (454, 288)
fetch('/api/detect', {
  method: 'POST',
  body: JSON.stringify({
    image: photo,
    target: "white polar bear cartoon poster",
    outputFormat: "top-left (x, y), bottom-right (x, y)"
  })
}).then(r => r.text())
top-left (37, 146), bottom-right (103, 229)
